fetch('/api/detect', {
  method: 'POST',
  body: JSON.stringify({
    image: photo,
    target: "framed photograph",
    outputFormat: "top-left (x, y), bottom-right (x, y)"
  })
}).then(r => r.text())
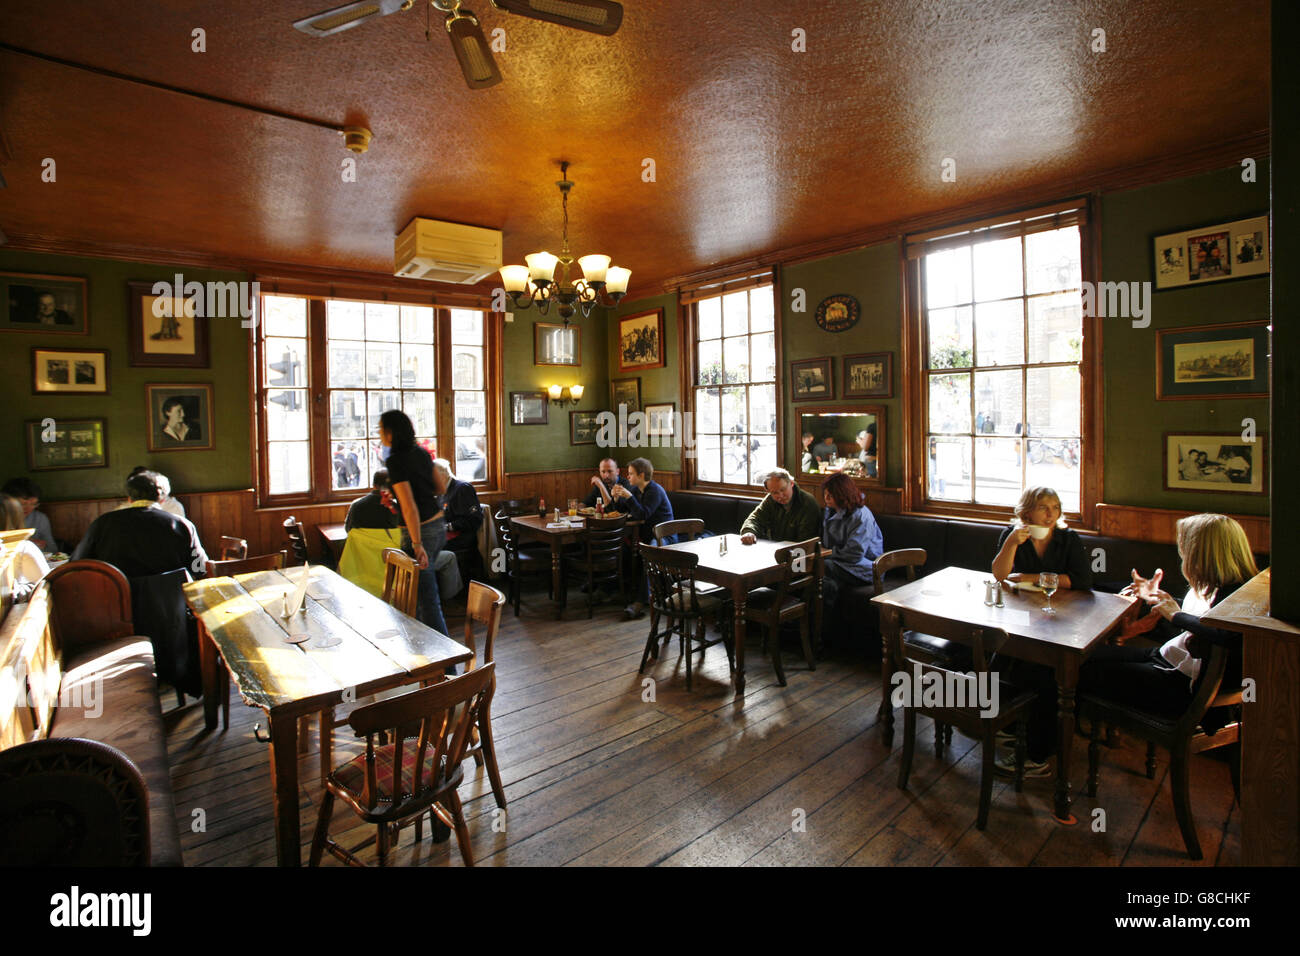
top-left (843, 352), bottom-right (893, 399)
top-left (609, 376), bottom-right (641, 413)
top-left (570, 410), bottom-right (601, 445)
top-left (645, 402), bottom-right (677, 438)
top-left (146, 383), bottom-right (214, 452)
top-left (790, 357), bottom-right (834, 402)
top-left (1156, 321), bottom-right (1269, 401)
top-left (128, 281), bottom-right (210, 367)
top-left (618, 308), bottom-right (665, 372)
top-left (1153, 215), bottom-right (1269, 290)
top-left (534, 322), bottom-right (580, 366)
top-left (510, 390), bottom-right (549, 425)
top-left (1164, 432), bottom-right (1266, 496)
top-left (32, 348), bottom-right (109, 394)
top-left (25, 418), bottom-right (108, 471)
top-left (2, 272), bottom-right (88, 334)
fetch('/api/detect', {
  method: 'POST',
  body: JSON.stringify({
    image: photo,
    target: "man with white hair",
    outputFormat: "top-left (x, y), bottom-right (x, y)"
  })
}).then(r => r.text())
top-left (432, 457), bottom-right (484, 580)
top-left (739, 467), bottom-right (821, 545)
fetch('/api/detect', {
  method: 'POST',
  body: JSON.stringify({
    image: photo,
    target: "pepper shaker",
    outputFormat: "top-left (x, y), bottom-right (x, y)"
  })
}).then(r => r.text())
top-left (995, 584), bottom-right (1005, 608)
top-left (983, 580), bottom-right (996, 606)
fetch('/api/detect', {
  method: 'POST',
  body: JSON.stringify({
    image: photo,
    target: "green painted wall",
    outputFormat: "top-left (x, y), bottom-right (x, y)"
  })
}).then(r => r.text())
top-left (501, 306), bottom-right (609, 472)
top-left (781, 244), bottom-right (904, 488)
top-left (1101, 164), bottom-right (1270, 514)
top-left (609, 292), bottom-right (682, 474)
top-left (0, 250), bottom-right (253, 500)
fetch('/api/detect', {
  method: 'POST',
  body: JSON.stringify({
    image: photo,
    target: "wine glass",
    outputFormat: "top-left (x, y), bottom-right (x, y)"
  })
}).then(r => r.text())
top-left (1039, 572), bottom-right (1059, 614)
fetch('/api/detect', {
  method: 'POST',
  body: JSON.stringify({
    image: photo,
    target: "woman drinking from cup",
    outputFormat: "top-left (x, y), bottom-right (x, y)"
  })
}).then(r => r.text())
top-left (991, 486), bottom-right (1093, 590)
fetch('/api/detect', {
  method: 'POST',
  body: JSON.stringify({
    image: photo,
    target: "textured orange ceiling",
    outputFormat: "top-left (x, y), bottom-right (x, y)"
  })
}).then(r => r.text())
top-left (0, 1), bottom-right (1270, 295)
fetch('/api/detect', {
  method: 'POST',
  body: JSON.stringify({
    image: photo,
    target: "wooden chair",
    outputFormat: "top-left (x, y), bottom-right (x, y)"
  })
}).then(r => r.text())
top-left (492, 508), bottom-right (551, 616)
top-left (380, 547), bottom-right (419, 617)
top-left (887, 610), bottom-right (1036, 830)
top-left (744, 538), bottom-right (820, 686)
top-left (653, 518), bottom-right (704, 544)
top-left (1082, 644), bottom-right (1242, 860)
top-left (308, 663), bottom-right (496, 868)
top-left (638, 543), bottom-right (734, 692)
top-left (218, 535), bottom-right (248, 561)
top-left (461, 581), bottom-right (507, 808)
top-left (204, 550), bottom-right (287, 577)
top-left (282, 516), bottom-right (309, 565)
top-left (566, 513), bottom-right (628, 617)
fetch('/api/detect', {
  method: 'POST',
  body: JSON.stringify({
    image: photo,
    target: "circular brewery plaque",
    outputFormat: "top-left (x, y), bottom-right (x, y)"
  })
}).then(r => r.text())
top-left (815, 294), bottom-right (860, 332)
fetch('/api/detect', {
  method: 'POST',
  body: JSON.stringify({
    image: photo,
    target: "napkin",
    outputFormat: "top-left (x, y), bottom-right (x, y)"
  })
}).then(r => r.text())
top-left (286, 563), bottom-right (310, 615)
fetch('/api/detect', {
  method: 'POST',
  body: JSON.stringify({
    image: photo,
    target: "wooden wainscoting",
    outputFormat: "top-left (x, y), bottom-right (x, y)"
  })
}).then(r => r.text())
top-left (1096, 503), bottom-right (1270, 555)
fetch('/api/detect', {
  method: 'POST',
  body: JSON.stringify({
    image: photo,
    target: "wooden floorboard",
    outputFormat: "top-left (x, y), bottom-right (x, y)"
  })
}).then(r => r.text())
top-left (164, 599), bottom-right (1240, 866)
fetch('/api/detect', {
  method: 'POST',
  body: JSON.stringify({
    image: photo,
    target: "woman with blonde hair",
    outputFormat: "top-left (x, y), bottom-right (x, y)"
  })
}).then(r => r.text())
top-left (991, 486), bottom-right (1092, 589)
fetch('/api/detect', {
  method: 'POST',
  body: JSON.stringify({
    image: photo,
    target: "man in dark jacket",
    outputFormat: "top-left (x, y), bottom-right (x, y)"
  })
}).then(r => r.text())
top-left (610, 457), bottom-right (675, 619)
top-left (72, 472), bottom-right (207, 577)
top-left (740, 468), bottom-right (821, 545)
top-left (582, 457), bottom-right (631, 508)
top-left (433, 457), bottom-right (484, 580)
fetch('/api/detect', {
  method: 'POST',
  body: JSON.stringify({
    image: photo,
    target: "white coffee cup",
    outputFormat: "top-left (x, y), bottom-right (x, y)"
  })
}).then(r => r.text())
top-left (1026, 524), bottom-right (1051, 540)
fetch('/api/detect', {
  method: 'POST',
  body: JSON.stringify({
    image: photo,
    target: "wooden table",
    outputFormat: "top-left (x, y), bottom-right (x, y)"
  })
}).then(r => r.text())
top-left (871, 566), bottom-right (1137, 821)
top-left (183, 564), bottom-right (471, 866)
top-left (661, 534), bottom-right (797, 696)
top-left (509, 513), bottom-right (642, 619)
top-left (317, 522), bottom-right (347, 566)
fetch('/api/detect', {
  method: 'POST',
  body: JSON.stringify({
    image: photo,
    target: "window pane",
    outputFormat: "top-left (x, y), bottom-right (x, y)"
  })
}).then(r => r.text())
top-left (722, 335), bottom-right (749, 384)
top-left (367, 391), bottom-right (400, 435)
top-left (327, 300), bottom-right (365, 340)
top-left (928, 372), bottom-right (970, 434)
top-left (974, 300), bottom-right (1024, 367)
top-left (366, 302), bottom-right (399, 342)
top-left (749, 288), bottom-right (774, 332)
top-left (450, 308), bottom-right (482, 345)
top-left (720, 386), bottom-right (746, 434)
top-left (366, 342), bottom-right (400, 388)
top-left (1027, 366), bottom-right (1080, 437)
top-left (927, 306), bottom-right (973, 369)
top-left (698, 297), bottom-right (722, 340)
top-left (263, 296), bottom-right (307, 337)
top-left (1027, 440), bottom-right (1080, 512)
top-left (749, 384), bottom-right (777, 435)
top-left (750, 435), bottom-right (777, 482)
top-left (451, 346), bottom-right (482, 390)
top-left (974, 437), bottom-right (1022, 506)
top-left (268, 442), bottom-right (310, 495)
top-left (329, 390), bottom-right (366, 438)
top-left (722, 290), bottom-right (749, 336)
top-left (331, 441), bottom-right (366, 490)
top-left (697, 433), bottom-right (722, 483)
top-left (1025, 226), bottom-right (1081, 294)
top-left (751, 332), bottom-right (776, 381)
top-left (722, 435), bottom-right (748, 484)
top-left (1028, 293), bottom-right (1083, 364)
top-left (925, 246), bottom-right (972, 309)
top-left (973, 369), bottom-right (1021, 437)
top-left (455, 391), bottom-right (486, 435)
top-left (328, 344), bottom-right (365, 388)
top-left (973, 236), bottom-right (1024, 302)
top-left (697, 340), bottom-right (723, 386)
top-left (265, 338), bottom-right (306, 388)
top-left (267, 390), bottom-right (308, 440)
top-left (454, 436), bottom-right (487, 481)
top-left (403, 391), bottom-right (438, 439)
top-left (927, 436), bottom-right (970, 501)
top-left (696, 387), bottom-right (720, 433)
top-left (402, 343), bottom-right (436, 388)
top-left (401, 305), bottom-right (435, 344)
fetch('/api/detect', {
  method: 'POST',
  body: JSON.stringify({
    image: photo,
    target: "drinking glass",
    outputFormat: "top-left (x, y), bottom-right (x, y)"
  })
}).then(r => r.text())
top-left (568, 498), bottom-right (578, 517)
top-left (1038, 572), bottom-right (1059, 614)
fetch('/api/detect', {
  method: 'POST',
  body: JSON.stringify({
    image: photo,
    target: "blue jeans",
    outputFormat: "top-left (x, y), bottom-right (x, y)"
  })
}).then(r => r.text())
top-left (402, 519), bottom-right (449, 636)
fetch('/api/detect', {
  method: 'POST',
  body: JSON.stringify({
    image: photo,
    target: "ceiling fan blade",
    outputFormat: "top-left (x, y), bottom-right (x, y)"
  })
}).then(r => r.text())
top-left (447, 15), bottom-right (503, 89)
top-left (292, 0), bottom-right (412, 37)
top-left (489, 0), bottom-right (623, 36)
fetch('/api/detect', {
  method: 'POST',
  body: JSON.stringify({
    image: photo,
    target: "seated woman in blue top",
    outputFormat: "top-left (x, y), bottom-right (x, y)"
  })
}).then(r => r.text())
top-left (991, 486), bottom-right (1093, 589)
top-left (819, 473), bottom-right (884, 642)
top-left (609, 456), bottom-right (675, 619)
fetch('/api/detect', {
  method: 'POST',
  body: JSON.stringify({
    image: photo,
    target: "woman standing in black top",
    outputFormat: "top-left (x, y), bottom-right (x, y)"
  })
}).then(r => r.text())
top-left (991, 486), bottom-right (1093, 589)
top-left (378, 409), bottom-right (449, 636)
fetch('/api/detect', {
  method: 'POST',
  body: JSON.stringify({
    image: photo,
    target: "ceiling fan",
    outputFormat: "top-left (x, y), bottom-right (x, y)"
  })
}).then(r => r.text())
top-left (292, 0), bottom-right (623, 90)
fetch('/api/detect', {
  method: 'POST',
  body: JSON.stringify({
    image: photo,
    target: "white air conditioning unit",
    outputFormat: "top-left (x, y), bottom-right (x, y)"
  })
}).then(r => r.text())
top-left (394, 218), bottom-right (502, 284)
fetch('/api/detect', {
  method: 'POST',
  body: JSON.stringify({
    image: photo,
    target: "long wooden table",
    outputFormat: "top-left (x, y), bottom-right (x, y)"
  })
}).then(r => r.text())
top-left (183, 564), bottom-right (472, 866)
top-left (661, 534), bottom-right (795, 696)
top-left (871, 566), bottom-right (1137, 822)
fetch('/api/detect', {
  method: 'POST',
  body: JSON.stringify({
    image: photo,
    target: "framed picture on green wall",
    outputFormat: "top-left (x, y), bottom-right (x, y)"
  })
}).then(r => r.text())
top-left (2, 272), bottom-right (88, 335)
top-left (609, 377), bottom-right (641, 412)
top-left (570, 410), bottom-right (601, 445)
top-left (1152, 215), bottom-right (1269, 290)
top-left (25, 418), bottom-right (108, 471)
top-left (32, 348), bottom-right (109, 394)
top-left (146, 383), bottom-right (215, 451)
top-left (1156, 321), bottom-right (1269, 400)
top-left (127, 280), bottom-right (211, 368)
top-left (1164, 432), bottom-right (1266, 496)
top-left (618, 308), bottom-right (665, 372)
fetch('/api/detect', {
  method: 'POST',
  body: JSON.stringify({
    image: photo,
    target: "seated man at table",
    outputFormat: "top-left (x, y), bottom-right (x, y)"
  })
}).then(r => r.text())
top-left (740, 468), bottom-right (821, 545)
top-left (583, 457), bottom-right (631, 509)
top-left (72, 471), bottom-right (208, 577)
top-left (2, 477), bottom-right (56, 553)
top-left (609, 457), bottom-right (675, 619)
top-left (120, 465), bottom-right (187, 519)
top-left (433, 457), bottom-right (484, 583)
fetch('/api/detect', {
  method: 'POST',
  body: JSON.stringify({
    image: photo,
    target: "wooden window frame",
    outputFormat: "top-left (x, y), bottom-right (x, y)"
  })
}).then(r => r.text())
top-left (252, 295), bottom-right (504, 508)
top-left (901, 198), bottom-right (1103, 529)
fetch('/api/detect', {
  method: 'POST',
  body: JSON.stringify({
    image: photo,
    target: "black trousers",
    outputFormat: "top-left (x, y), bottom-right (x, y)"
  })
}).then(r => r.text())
top-left (445, 530), bottom-right (484, 582)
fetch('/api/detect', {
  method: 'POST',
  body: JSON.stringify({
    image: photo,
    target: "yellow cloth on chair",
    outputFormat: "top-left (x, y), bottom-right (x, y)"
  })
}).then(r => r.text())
top-left (338, 527), bottom-right (403, 598)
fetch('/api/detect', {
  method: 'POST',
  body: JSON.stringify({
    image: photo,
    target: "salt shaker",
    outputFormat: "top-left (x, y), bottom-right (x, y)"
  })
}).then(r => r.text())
top-left (983, 580), bottom-right (996, 606)
top-left (994, 584), bottom-right (1005, 608)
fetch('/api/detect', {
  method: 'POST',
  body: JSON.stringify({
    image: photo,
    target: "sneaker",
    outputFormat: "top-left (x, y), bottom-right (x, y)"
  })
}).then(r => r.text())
top-left (623, 602), bottom-right (646, 620)
top-left (994, 752), bottom-right (1051, 778)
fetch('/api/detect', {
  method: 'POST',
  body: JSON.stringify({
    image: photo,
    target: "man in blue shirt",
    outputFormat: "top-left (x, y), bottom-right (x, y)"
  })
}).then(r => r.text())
top-left (609, 457), bottom-right (675, 618)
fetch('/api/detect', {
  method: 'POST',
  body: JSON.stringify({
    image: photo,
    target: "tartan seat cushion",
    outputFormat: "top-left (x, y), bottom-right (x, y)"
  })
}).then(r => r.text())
top-left (331, 744), bottom-right (452, 803)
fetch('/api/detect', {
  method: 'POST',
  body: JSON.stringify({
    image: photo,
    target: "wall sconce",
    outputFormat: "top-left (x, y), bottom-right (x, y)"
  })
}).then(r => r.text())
top-left (547, 383), bottom-right (584, 407)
